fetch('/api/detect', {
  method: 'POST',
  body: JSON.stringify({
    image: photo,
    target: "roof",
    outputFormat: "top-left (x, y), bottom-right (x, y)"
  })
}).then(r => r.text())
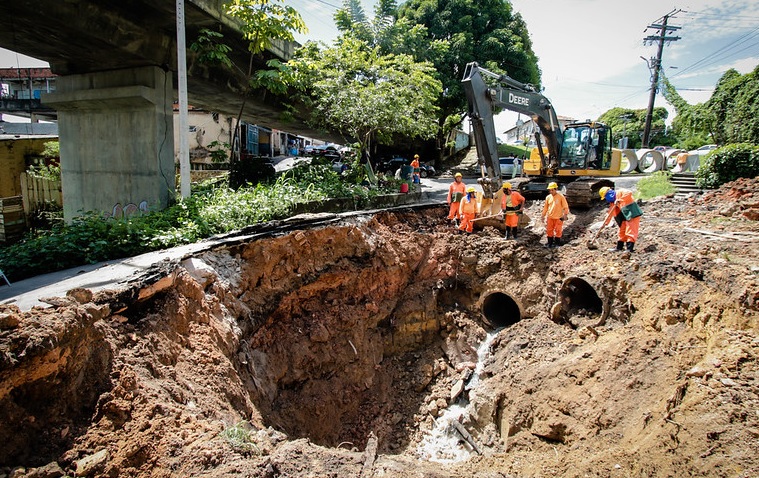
top-left (0, 122), bottom-right (58, 136)
top-left (0, 68), bottom-right (56, 80)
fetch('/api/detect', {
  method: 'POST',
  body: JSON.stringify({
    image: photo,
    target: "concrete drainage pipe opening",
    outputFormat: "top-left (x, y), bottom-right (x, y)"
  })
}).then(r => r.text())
top-left (553, 277), bottom-right (604, 329)
top-left (481, 291), bottom-right (521, 329)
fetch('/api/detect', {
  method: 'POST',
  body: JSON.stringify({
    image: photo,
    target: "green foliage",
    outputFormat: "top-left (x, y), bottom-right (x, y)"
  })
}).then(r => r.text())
top-left (225, 0), bottom-right (307, 56)
top-left (662, 65), bottom-right (759, 147)
top-left (597, 107), bottom-right (668, 149)
top-left (635, 171), bottom-right (676, 200)
top-left (26, 163), bottom-right (61, 181)
top-left (497, 144), bottom-right (529, 158)
top-left (41, 141), bottom-right (59, 159)
top-left (207, 141), bottom-right (231, 163)
top-left (695, 143), bottom-right (759, 189)
top-left (286, 37), bottom-right (442, 158)
top-left (221, 422), bottom-right (261, 456)
top-left (397, 0), bottom-right (540, 127)
top-left (189, 29), bottom-right (233, 69)
top-left (0, 165), bottom-right (400, 282)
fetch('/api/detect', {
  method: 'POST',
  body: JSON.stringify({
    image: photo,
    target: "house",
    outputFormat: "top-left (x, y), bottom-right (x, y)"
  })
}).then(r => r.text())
top-left (502, 115), bottom-right (577, 147)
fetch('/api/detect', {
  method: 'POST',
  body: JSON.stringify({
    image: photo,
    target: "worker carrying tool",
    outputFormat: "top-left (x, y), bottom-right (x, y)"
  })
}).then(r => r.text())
top-left (458, 186), bottom-right (480, 233)
top-left (501, 182), bottom-right (525, 240)
top-left (599, 186), bottom-right (642, 257)
top-left (541, 182), bottom-right (569, 248)
top-left (411, 154), bottom-right (421, 184)
top-left (447, 173), bottom-right (467, 222)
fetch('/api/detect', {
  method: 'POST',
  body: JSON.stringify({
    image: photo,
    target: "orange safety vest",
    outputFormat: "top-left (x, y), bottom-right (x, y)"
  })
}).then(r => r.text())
top-left (448, 181), bottom-right (467, 204)
top-left (501, 191), bottom-right (525, 214)
top-left (459, 195), bottom-right (479, 215)
top-left (542, 192), bottom-right (569, 219)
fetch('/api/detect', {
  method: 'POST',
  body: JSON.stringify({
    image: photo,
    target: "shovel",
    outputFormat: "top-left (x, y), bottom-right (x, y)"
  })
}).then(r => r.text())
top-left (587, 207), bottom-right (615, 250)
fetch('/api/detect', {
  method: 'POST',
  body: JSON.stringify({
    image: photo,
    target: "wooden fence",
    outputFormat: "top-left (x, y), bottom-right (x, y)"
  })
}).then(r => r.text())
top-left (0, 196), bottom-right (25, 244)
top-left (19, 172), bottom-right (62, 215)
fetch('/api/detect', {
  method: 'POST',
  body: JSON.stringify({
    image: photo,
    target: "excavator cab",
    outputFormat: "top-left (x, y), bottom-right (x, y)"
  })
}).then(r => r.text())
top-left (559, 123), bottom-right (611, 171)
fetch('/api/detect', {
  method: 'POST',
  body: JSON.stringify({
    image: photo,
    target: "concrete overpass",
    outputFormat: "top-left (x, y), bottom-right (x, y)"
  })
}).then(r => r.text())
top-left (1, 1), bottom-right (328, 220)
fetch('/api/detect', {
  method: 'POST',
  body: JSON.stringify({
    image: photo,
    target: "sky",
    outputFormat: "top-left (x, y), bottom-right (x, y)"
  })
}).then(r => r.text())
top-left (3, 0), bottom-right (758, 139)
top-left (285, 0), bottom-right (759, 138)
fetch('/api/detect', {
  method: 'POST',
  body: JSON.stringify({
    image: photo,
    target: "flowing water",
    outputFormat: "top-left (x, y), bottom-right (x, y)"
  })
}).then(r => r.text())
top-left (415, 330), bottom-right (500, 463)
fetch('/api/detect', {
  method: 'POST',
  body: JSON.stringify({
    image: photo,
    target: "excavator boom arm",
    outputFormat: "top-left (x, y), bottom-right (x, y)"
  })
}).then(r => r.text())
top-left (461, 62), bottom-right (564, 196)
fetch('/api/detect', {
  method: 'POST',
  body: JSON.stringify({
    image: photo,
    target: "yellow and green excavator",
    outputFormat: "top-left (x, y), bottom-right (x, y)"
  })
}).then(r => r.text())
top-left (461, 62), bottom-right (621, 207)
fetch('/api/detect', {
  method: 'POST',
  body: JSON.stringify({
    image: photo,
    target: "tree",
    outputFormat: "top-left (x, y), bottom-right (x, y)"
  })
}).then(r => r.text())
top-left (285, 37), bottom-right (441, 167)
top-left (662, 66), bottom-right (759, 149)
top-left (397, 0), bottom-right (540, 161)
top-left (597, 107), bottom-right (668, 150)
top-left (190, 0), bottom-right (307, 163)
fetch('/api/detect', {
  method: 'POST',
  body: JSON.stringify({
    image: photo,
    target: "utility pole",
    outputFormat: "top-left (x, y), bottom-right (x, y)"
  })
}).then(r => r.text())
top-left (641, 9), bottom-right (681, 148)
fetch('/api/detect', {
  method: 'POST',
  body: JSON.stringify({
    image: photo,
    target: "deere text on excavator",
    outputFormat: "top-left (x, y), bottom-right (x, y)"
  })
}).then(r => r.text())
top-left (461, 61), bottom-right (621, 207)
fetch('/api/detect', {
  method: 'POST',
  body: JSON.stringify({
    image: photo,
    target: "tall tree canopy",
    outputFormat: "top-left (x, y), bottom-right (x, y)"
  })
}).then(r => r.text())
top-left (597, 107), bottom-right (669, 150)
top-left (334, 0), bottom-right (539, 158)
top-left (285, 37), bottom-right (442, 161)
top-left (662, 65), bottom-right (759, 149)
top-left (392, 0), bottom-right (540, 159)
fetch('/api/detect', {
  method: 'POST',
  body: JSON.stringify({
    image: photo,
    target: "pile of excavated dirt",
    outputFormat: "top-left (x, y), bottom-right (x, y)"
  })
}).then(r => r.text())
top-left (1, 177), bottom-right (758, 478)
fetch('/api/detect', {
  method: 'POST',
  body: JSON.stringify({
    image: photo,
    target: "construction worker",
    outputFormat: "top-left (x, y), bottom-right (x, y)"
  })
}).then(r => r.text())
top-left (599, 186), bottom-right (642, 257)
top-left (447, 173), bottom-right (467, 222)
top-left (541, 182), bottom-right (569, 247)
top-left (501, 182), bottom-right (525, 239)
top-left (458, 186), bottom-right (480, 233)
top-left (411, 154), bottom-right (421, 184)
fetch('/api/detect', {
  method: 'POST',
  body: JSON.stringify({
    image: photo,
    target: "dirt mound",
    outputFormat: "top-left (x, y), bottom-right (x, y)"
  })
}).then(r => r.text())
top-left (1, 178), bottom-right (758, 477)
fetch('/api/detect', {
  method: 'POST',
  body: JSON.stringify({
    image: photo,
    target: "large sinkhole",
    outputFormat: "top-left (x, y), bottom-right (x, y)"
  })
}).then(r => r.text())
top-left (480, 291), bottom-right (522, 328)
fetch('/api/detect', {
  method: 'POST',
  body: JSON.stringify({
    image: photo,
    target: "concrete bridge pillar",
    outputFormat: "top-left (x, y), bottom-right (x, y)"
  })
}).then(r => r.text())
top-left (44, 66), bottom-right (175, 221)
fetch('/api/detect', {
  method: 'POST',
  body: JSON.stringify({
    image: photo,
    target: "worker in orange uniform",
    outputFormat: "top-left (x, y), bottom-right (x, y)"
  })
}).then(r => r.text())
top-left (541, 182), bottom-right (569, 248)
top-left (447, 172), bottom-right (467, 222)
top-left (458, 186), bottom-right (480, 233)
top-left (411, 154), bottom-right (421, 184)
top-left (599, 186), bottom-right (642, 258)
top-left (501, 182), bottom-right (525, 239)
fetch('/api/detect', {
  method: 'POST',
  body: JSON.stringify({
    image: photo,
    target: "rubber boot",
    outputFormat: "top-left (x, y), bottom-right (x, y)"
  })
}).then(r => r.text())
top-left (547, 237), bottom-right (554, 248)
top-left (554, 237), bottom-right (562, 247)
top-left (504, 228), bottom-right (511, 240)
top-left (608, 240), bottom-right (624, 252)
top-left (512, 227), bottom-right (518, 240)
top-left (621, 241), bottom-right (634, 259)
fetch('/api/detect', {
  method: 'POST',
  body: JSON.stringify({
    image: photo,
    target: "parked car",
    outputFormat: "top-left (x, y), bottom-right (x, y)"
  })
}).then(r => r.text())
top-left (499, 156), bottom-right (516, 177)
top-left (695, 144), bottom-right (718, 152)
top-left (377, 156), bottom-right (437, 177)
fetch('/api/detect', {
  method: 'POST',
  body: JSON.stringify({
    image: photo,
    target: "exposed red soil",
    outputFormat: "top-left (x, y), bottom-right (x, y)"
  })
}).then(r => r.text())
top-left (1, 177), bottom-right (758, 478)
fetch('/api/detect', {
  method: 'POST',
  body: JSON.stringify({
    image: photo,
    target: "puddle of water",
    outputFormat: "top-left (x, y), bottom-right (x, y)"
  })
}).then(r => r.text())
top-left (415, 330), bottom-right (499, 463)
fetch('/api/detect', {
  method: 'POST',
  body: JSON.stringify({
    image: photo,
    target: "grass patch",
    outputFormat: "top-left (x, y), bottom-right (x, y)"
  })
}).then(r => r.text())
top-left (221, 422), bottom-right (261, 456)
top-left (635, 171), bottom-right (676, 200)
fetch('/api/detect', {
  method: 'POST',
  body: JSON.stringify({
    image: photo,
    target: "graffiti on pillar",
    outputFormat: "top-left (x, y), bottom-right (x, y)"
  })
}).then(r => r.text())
top-left (107, 200), bottom-right (149, 219)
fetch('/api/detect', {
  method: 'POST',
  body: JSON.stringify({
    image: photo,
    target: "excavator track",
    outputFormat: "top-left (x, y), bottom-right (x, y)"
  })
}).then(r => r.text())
top-left (564, 178), bottom-right (615, 208)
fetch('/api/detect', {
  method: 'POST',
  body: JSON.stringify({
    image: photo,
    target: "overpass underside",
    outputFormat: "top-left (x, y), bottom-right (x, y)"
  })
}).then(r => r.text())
top-left (1, 0), bottom-right (335, 220)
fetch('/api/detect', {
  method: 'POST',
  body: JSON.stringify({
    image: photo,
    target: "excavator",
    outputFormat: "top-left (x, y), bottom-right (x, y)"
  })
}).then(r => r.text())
top-left (461, 62), bottom-right (621, 207)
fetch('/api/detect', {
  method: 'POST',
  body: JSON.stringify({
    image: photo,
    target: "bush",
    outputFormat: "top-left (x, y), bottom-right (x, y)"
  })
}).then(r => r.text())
top-left (695, 143), bottom-right (759, 189)
top-left (0, 163), bottom-right (400, 281)
top-left (636, 171), bottom-right (676, 200)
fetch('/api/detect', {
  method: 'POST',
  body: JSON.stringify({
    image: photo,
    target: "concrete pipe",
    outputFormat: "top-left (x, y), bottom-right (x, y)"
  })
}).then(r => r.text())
top-left (619, 149), bottom-right (638, 174)
top-left (480, 290), bottom-right (522, 329)
top-left (636, 149), bottom-right (664, 173)
top-left (551, 277), bottom-right (610, 328)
